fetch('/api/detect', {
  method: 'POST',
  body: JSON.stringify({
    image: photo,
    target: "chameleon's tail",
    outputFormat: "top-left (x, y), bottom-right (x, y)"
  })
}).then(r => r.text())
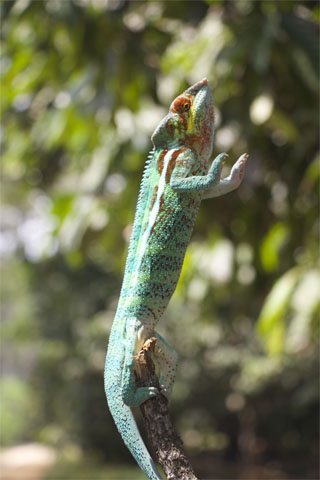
top-left (104, 337), bottom-right (162, 480)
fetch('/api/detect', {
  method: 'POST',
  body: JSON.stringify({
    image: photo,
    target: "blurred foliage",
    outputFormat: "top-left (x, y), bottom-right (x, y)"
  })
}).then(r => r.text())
top-left (0, 0), bottom-right (319, 479)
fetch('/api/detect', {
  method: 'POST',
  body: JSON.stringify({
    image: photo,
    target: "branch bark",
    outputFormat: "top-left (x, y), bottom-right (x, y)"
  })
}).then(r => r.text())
top-left (135, 337), bottom-right (199, 480)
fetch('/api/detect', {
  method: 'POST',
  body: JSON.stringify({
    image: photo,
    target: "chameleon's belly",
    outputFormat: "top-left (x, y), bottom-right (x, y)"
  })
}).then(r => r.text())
top-left (119, 194), bottom-right (201, 322)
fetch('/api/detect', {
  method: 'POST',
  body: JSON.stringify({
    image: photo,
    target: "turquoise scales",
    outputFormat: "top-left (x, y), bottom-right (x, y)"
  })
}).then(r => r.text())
top-left (104, 78), bottom-right (248, 479)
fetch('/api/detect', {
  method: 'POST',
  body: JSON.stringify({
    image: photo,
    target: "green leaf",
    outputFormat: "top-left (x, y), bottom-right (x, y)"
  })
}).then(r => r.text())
top-left (260, 222), bottom-right (289, 272)
top-left (257, 268), bottom-right (300, 355)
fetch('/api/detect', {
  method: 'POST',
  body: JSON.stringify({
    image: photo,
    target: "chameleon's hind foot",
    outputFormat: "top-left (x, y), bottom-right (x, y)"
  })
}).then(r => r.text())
top-left (123, 386), bottom-right (159, 407)
top-left (153, 331), bottom-right (178, 401)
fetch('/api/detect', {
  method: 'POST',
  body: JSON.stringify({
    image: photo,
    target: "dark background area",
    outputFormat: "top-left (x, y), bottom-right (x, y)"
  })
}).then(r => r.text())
top-left (1, 1), bottom-right (319, 479)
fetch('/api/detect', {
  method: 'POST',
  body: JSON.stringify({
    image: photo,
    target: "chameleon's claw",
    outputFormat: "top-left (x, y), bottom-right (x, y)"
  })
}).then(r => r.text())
top-left (146, 387), bottom-right (159, 397)
top-left (140, 386), bottom-right (159, 399)
top-left (160, 385), bottom-right (170, 401)
top-left (160, 384), bottom-right (168, 393)
top-left (239, 153), bottom-right (249, 164)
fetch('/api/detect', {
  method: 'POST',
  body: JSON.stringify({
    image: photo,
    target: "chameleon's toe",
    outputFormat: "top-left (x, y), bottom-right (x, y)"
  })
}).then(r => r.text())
top-left (159, 384), bottom-right (171, 401)
top-left (217, 152), bottom-right (229, 164)
top-left (220, 152), bottom-right (229, 170)
top-left (237, 153), bottom-right (248, 177)
top-left (209, 152), bottom-right (228, 176)
top-left (230, 153), bottom-right (248, 180)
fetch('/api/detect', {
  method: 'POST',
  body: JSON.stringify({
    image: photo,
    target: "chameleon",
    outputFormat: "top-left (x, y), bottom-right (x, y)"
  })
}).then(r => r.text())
top-left (104, 78), bottom-right (248, 479)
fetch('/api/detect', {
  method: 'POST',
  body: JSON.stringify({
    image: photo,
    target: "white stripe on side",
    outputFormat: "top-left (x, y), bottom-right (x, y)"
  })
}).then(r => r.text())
top-left (128, 149), bottom-right (177, 294)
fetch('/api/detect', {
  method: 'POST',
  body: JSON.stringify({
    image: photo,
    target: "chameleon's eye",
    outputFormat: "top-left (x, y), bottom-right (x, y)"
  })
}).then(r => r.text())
top-left (171, 96), bottom-right (192, 114)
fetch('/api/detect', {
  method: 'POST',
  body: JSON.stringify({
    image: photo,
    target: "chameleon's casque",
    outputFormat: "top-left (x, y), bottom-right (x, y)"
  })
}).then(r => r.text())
top-left (104, 78), bottom-right (248, 480)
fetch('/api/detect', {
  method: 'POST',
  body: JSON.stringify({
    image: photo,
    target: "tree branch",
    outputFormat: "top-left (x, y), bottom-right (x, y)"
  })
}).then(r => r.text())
top-left (135, 337), bottom-right (199, 480)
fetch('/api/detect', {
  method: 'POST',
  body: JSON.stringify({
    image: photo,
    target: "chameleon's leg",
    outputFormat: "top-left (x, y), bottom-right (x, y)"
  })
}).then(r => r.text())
top-left (122, 318), bottom-right (159, 407)
top-left (153, 331), bottom-right (178, 400)
top-left (202, 153), bottom-right (248, 199)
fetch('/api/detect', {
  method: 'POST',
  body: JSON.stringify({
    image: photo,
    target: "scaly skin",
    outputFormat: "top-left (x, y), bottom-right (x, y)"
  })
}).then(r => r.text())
top-left (104, 78), bottom-right (248, 479)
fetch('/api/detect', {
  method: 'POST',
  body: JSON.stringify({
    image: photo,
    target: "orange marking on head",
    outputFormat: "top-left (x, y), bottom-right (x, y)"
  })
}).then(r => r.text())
top-left (157, 150), bottom-right (167, 174)
top-left (171, 95), bottom-right (192, 114)
top-left (165, 148), bottom-right (186, 182)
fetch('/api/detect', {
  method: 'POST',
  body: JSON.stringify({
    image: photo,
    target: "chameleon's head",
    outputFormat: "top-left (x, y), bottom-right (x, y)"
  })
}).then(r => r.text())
top-left (152, 78), bottom-right (215, 158)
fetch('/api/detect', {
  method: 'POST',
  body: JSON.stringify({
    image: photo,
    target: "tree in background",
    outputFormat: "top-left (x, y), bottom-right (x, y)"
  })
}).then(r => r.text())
top-left (1, 1), bottom-right (319, 479)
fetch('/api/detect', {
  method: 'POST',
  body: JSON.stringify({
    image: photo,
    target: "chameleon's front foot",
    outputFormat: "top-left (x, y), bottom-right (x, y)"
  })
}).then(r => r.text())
top-left (203, 152), bottom-right (248, 199)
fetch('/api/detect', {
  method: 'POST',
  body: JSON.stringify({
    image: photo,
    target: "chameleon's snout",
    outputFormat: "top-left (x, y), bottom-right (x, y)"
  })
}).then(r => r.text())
top-left (186, 78), bottom-right (214, 156)
top-left (186, 78), bottom-right (212, 116)
top-left (186, 78), bottom-right (209, 95)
